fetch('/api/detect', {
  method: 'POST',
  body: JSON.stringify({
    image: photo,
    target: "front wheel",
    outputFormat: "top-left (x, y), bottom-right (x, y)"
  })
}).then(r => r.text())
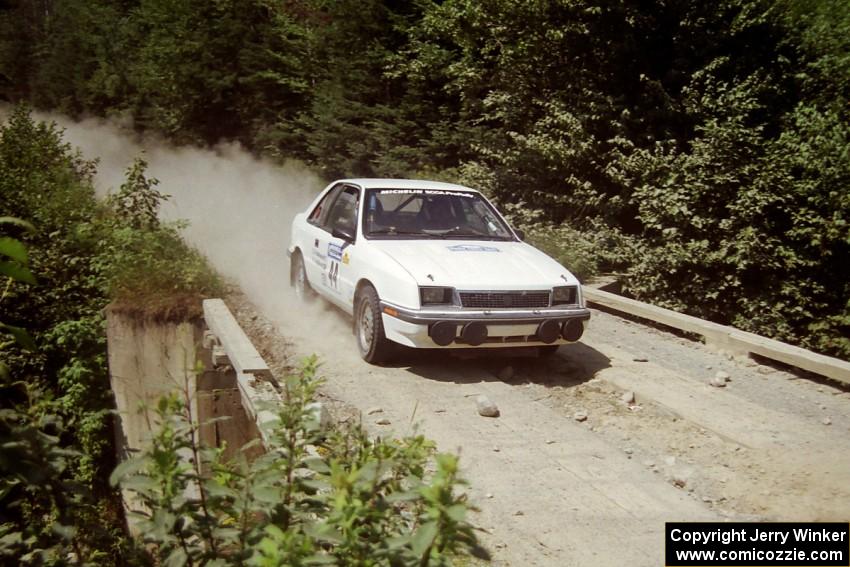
top-left (355, 285), bottom-right (393, 364)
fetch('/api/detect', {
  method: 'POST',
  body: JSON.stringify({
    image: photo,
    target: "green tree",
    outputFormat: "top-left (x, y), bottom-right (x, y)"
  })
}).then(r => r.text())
top-left (119, 0), bottom-right (309, 144)
top-left (275, 0), bottom-right (432, 178)
top-left (396, 1), bottom-right (703, 224)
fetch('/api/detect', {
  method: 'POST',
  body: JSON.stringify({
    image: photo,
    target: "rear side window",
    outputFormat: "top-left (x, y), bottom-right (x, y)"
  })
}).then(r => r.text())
top-left (325, 187), bottom-right (359, 234)
top-left (308, 184), bottom-right (344, 227)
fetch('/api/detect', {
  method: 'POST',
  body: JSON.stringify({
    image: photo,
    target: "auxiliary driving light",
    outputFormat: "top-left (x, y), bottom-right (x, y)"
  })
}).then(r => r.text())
top-left (561, 320), bottom-right (584, 342)
top-left (536, 319), bottom-right (561, 343)
top-left (429, 321), bottom-right (457, 346)
top-left (461, 322), bottom-right (488, 346)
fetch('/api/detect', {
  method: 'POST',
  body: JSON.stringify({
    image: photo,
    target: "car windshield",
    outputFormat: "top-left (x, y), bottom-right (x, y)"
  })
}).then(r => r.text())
top-left (363, 188), bottom-right (515, 240)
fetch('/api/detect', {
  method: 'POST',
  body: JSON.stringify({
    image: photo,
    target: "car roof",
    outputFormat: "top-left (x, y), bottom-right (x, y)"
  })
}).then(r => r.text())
top-left (338, 178), bottom-right (481, 193)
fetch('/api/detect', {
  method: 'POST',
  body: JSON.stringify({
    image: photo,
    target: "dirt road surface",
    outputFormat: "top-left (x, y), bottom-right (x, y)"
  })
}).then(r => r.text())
top-left (230, 290), bottom-right (850, 567)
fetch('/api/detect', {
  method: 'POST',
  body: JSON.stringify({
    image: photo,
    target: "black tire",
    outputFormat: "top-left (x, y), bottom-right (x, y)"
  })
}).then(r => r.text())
top-left (291, 252), bottom-right (314, 302)
top-left (537, 345), bottom-right (561, 358)
top-left (354, 284), bottom-right (393, 364)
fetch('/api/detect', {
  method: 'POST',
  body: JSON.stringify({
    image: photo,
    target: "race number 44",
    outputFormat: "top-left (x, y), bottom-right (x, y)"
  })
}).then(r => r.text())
top-left (328, 261), bottom-right (340, 289)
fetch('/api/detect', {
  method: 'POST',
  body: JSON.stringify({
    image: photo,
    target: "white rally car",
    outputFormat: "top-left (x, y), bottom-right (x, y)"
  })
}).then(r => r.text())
top-left (288, 179), bottom-right (590, 363)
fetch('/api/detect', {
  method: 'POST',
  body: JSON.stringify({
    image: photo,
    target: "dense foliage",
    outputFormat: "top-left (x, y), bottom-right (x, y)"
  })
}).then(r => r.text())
top-left (0, 107), bottom-right (222, 562)
top-left (112, 357), bottom-right (479, 566)
top-left (0, 1), bottom-right (847, 354)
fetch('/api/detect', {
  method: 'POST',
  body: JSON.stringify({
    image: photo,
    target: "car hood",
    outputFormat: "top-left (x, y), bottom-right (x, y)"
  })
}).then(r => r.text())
top-left (370, 240), bottom-right (578, 289)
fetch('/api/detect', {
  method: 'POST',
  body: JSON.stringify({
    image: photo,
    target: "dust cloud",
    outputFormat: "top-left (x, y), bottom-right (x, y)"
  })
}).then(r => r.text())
top-left (16, 108), bottom-right (358, 356)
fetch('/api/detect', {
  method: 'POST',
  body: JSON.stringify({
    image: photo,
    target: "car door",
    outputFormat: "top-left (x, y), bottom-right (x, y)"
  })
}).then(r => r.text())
top-left (301, 184), bottom-right (344, 294)
top-left (320, 185), bottom-right (360, 311)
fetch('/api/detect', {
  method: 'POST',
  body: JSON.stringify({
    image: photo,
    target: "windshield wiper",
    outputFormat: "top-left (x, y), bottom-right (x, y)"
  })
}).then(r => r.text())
top-left (367, 227), bottom-right (430, 236)
top-left (422, 227), bottom-right (496, 239)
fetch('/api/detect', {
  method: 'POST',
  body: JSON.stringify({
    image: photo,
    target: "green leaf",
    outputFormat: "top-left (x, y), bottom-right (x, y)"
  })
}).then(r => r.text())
top-left (0, 323), bottom-right (36, 351)
top-left (0, 261), bottom-right (36, 285)
top-left (411, 521), bottom-right (438, 557)
top-left (386, 490), bottom-right (421, 503)
top-left (163, 547), bottom-right (188, 567)
top-left (385, 535), bottom-right (412, 550)
top-left (356, 460), bottom-right (379, 485)
top-left (301, 478), bottom-right (331, 491)
top-left (153, 509), bottom-right (177, 533)
top-left (264, 524), bottom-right (285, 540)
top-left (202, 482), bottom-right (239, 500)
top-left (253, 485), bottom-right (284, 503)
top-left (304, 554), bottom-right (338, 565)
top-left (0, 238), bottom-right (27, 264)
top-left (0, 530), bottom-right (23, 548)
top-left (304, 522), bottom-right (344, 545)
top-left (445, 503), bottom-right (467, 523)
top-left (109, 457), bottom-right (149, 487)
top-left (0, 217), bottom-right (35, 232)
top-left (304, 457), bottom-right (331, 474)
top-left (211, 527), bottom-right (241, 542)
top-left (50, 523), bottom-right (76, 540)
top-left (116, 475), bottom-right (158, 494)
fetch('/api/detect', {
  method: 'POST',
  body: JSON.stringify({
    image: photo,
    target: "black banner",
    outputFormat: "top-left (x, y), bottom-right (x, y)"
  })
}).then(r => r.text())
top-left (666, 522), bottom-right (849, 566)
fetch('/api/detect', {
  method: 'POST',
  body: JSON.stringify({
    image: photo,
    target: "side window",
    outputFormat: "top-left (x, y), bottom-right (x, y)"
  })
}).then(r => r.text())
top-left (308, 184), bottom-right (344, 226)
top-left (325, 186), bottom-right (359, 236)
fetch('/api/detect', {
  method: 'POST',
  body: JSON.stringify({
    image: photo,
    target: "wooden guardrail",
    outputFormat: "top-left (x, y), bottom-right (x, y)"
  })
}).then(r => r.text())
top-left (203, 299), bottom-right (281, 442)
top-left (582, 287), bottom-right (850, 386)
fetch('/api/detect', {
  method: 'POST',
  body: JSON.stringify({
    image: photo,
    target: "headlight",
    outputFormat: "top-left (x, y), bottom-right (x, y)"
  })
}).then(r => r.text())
top-left (552, 285), bottom-right (577, 306)
top-left (420, 286), bottom-right (454, 305)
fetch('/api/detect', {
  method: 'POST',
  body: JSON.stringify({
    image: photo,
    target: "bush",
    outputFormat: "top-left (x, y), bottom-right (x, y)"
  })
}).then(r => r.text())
top-left (621, 84), bottom-right (850, 359)
top-left (102, 156), bottom-right (224, 320)
top-left (112, 357), bottom-right (481, 566)
top-left (499, 202), bottom-right (638, 282)
top-left (0, 107), bottom-right (226, 563)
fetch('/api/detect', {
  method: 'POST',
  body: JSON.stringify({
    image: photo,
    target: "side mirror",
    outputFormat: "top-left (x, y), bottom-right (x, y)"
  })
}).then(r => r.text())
top-left (514, 228), bottom-right (525, 241)
top-left (332, 226), bottom-right (355, 242)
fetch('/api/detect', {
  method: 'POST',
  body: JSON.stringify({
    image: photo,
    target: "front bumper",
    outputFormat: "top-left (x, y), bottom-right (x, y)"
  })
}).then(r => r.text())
top-left (379, 301), bottom-right (591, 348)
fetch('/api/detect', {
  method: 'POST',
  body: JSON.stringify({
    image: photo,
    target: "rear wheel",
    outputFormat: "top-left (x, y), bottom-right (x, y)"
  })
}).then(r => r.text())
top-left (355, 285), bottom-right (393, 364)
top-left (291, 252), bottom-right (313, 302)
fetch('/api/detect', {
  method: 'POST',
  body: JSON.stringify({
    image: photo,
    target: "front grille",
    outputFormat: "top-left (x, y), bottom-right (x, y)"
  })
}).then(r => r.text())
top-left (459, 291), bottom-right (550, 309)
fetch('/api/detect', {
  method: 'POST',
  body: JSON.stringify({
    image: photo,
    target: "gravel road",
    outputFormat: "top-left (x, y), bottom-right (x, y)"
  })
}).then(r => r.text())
top-left (230, 290), bottom-right (850, 567)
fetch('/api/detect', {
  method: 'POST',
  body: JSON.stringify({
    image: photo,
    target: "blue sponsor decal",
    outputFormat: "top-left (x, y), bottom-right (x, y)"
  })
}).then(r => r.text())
top-left (446, 244), bottom-right (500, 253)
top-left (328, 243), bottom-right (343, 261)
